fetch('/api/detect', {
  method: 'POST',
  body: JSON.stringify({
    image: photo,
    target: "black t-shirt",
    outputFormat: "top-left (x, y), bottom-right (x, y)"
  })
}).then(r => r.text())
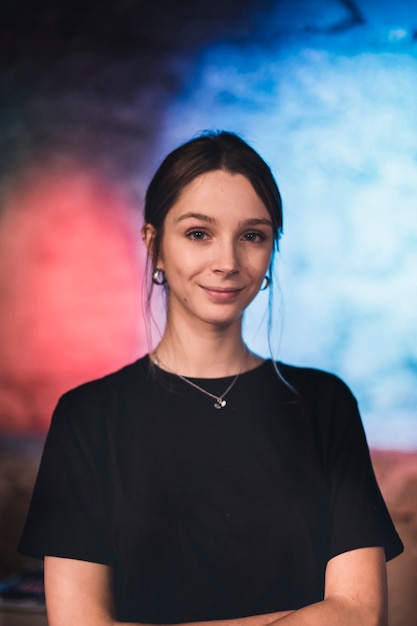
top-left (19, 357), bottom-right (403, 623)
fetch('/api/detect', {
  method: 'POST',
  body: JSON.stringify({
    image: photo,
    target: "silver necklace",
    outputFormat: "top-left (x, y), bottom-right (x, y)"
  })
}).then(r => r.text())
top-left (152, 352), bottom-right (240, 409)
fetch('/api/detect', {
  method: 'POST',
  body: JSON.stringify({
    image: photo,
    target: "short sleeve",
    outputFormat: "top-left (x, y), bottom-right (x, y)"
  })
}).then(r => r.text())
top-left (326, 382), bottom-right (403, 562)
top-left (18, 393), bottom-right (112, 565)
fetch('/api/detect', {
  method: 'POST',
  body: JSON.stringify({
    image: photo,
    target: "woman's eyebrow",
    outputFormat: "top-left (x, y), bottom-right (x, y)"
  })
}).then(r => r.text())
top-left (243, 218), bottom-right (273, 227)
top-left (175, 212), bottom-right (215, 223)
top-left (175, 214), bottom-right (273, 227)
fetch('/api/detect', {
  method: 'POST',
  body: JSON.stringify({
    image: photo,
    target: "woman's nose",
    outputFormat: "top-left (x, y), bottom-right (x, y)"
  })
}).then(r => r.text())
top-left (211, 239), bottom-right (240, 275)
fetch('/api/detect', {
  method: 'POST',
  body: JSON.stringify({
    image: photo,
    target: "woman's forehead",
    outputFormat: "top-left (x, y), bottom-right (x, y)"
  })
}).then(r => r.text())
top-left (167, 170), bottom-right (269, 219)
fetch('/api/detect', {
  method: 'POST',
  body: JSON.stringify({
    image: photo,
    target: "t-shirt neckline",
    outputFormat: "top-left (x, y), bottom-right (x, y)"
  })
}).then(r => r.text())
top-left (145, 353), bottom-right (272, 384)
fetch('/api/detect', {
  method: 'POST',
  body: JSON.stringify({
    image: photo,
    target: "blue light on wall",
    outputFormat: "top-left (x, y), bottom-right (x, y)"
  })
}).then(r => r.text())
top-left (160, 1), bottom-right (417, 449)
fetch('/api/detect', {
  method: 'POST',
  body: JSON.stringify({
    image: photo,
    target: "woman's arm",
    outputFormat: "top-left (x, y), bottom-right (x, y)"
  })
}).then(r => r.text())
top-left (45, 557), bottom-right (115, 626)
top-left (269, 546), bottom-right (388, 626)
top-left (44, 556), bottom-right (292, 626)
top-left (45, 546), bottom-right (386, 626)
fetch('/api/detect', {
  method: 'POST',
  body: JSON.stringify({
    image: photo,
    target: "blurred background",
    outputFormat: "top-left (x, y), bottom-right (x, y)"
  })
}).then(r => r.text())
top-left (0, 1), bottom-right (416, 624)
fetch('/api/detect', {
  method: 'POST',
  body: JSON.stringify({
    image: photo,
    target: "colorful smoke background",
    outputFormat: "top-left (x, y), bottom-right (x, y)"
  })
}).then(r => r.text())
top-left (0, 0), bottom-right (416, 447)
top-left (1, 4), bottom-right (417, 621)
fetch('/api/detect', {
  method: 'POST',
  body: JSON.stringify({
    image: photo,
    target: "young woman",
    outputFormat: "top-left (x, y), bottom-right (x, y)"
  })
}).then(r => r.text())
top-left (19, 131), bottom-right (403, 626)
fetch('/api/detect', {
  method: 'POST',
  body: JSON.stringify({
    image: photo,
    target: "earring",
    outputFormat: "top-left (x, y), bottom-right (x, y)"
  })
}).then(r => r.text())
top-left (152, 268), bottom-right (167, 285)
top-left (260, 276), bottom-right (270, 290)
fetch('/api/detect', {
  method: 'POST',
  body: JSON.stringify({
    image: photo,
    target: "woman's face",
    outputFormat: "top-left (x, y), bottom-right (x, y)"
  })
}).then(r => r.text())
top-left (146, 170), bottom-right (274, 330)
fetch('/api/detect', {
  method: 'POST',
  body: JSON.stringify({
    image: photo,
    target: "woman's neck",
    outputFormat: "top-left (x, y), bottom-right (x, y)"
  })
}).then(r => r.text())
top-left (153, 316), bottom-right (261, 378)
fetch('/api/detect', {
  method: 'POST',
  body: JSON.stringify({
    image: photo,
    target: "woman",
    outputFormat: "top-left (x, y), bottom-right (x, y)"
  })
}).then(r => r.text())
top-left (19, 131), bottom-right (403, 626)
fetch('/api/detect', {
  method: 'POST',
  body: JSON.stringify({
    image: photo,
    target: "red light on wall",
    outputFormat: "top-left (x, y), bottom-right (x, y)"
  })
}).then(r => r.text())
top-left (0, 170), bottom-right (148, 434)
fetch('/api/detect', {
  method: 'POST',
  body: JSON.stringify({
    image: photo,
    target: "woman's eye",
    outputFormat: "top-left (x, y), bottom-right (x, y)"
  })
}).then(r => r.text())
top-left (243, 231), bottom-right (265, 242)
top-left (186, 229), bottom-right (208, 241)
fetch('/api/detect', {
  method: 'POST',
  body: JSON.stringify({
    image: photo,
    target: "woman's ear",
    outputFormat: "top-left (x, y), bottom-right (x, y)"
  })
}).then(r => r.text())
top-left (142, 223), bottom-right (156, 259)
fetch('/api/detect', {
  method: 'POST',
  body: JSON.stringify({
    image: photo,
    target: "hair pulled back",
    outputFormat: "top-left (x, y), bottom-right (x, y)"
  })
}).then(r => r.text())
top-left (144, 131), bottom-right (283, 271)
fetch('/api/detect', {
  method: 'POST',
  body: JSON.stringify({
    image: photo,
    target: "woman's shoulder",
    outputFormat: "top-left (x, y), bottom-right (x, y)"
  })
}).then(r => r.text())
top-left (58, 354), bottom-right (151, 410)
top-left (274, 362), bottom-right (364, 453)
top-left (274, 360), bottom-right (358, 408)
top-left (44, 355), bottom-right (152, 442)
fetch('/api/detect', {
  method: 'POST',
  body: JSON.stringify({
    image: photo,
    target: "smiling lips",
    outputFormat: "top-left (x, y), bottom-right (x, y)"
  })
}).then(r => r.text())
top-left (200, 286), bottom-right (244, 301)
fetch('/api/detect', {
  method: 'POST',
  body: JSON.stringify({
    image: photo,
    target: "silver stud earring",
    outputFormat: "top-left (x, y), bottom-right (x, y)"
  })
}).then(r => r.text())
top-left (152, 268), bottom-right (167, 285)
top-left (260, 276), bottom-right (270, 290)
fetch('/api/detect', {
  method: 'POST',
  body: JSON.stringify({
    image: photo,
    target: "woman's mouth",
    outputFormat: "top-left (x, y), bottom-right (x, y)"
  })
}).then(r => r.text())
top-left (200, 286), bottom-right (243, 302)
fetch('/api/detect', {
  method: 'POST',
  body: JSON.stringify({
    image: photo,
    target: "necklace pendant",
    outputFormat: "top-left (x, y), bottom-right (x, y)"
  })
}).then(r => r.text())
top-left (214, 398), bottom-right (226, 409)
